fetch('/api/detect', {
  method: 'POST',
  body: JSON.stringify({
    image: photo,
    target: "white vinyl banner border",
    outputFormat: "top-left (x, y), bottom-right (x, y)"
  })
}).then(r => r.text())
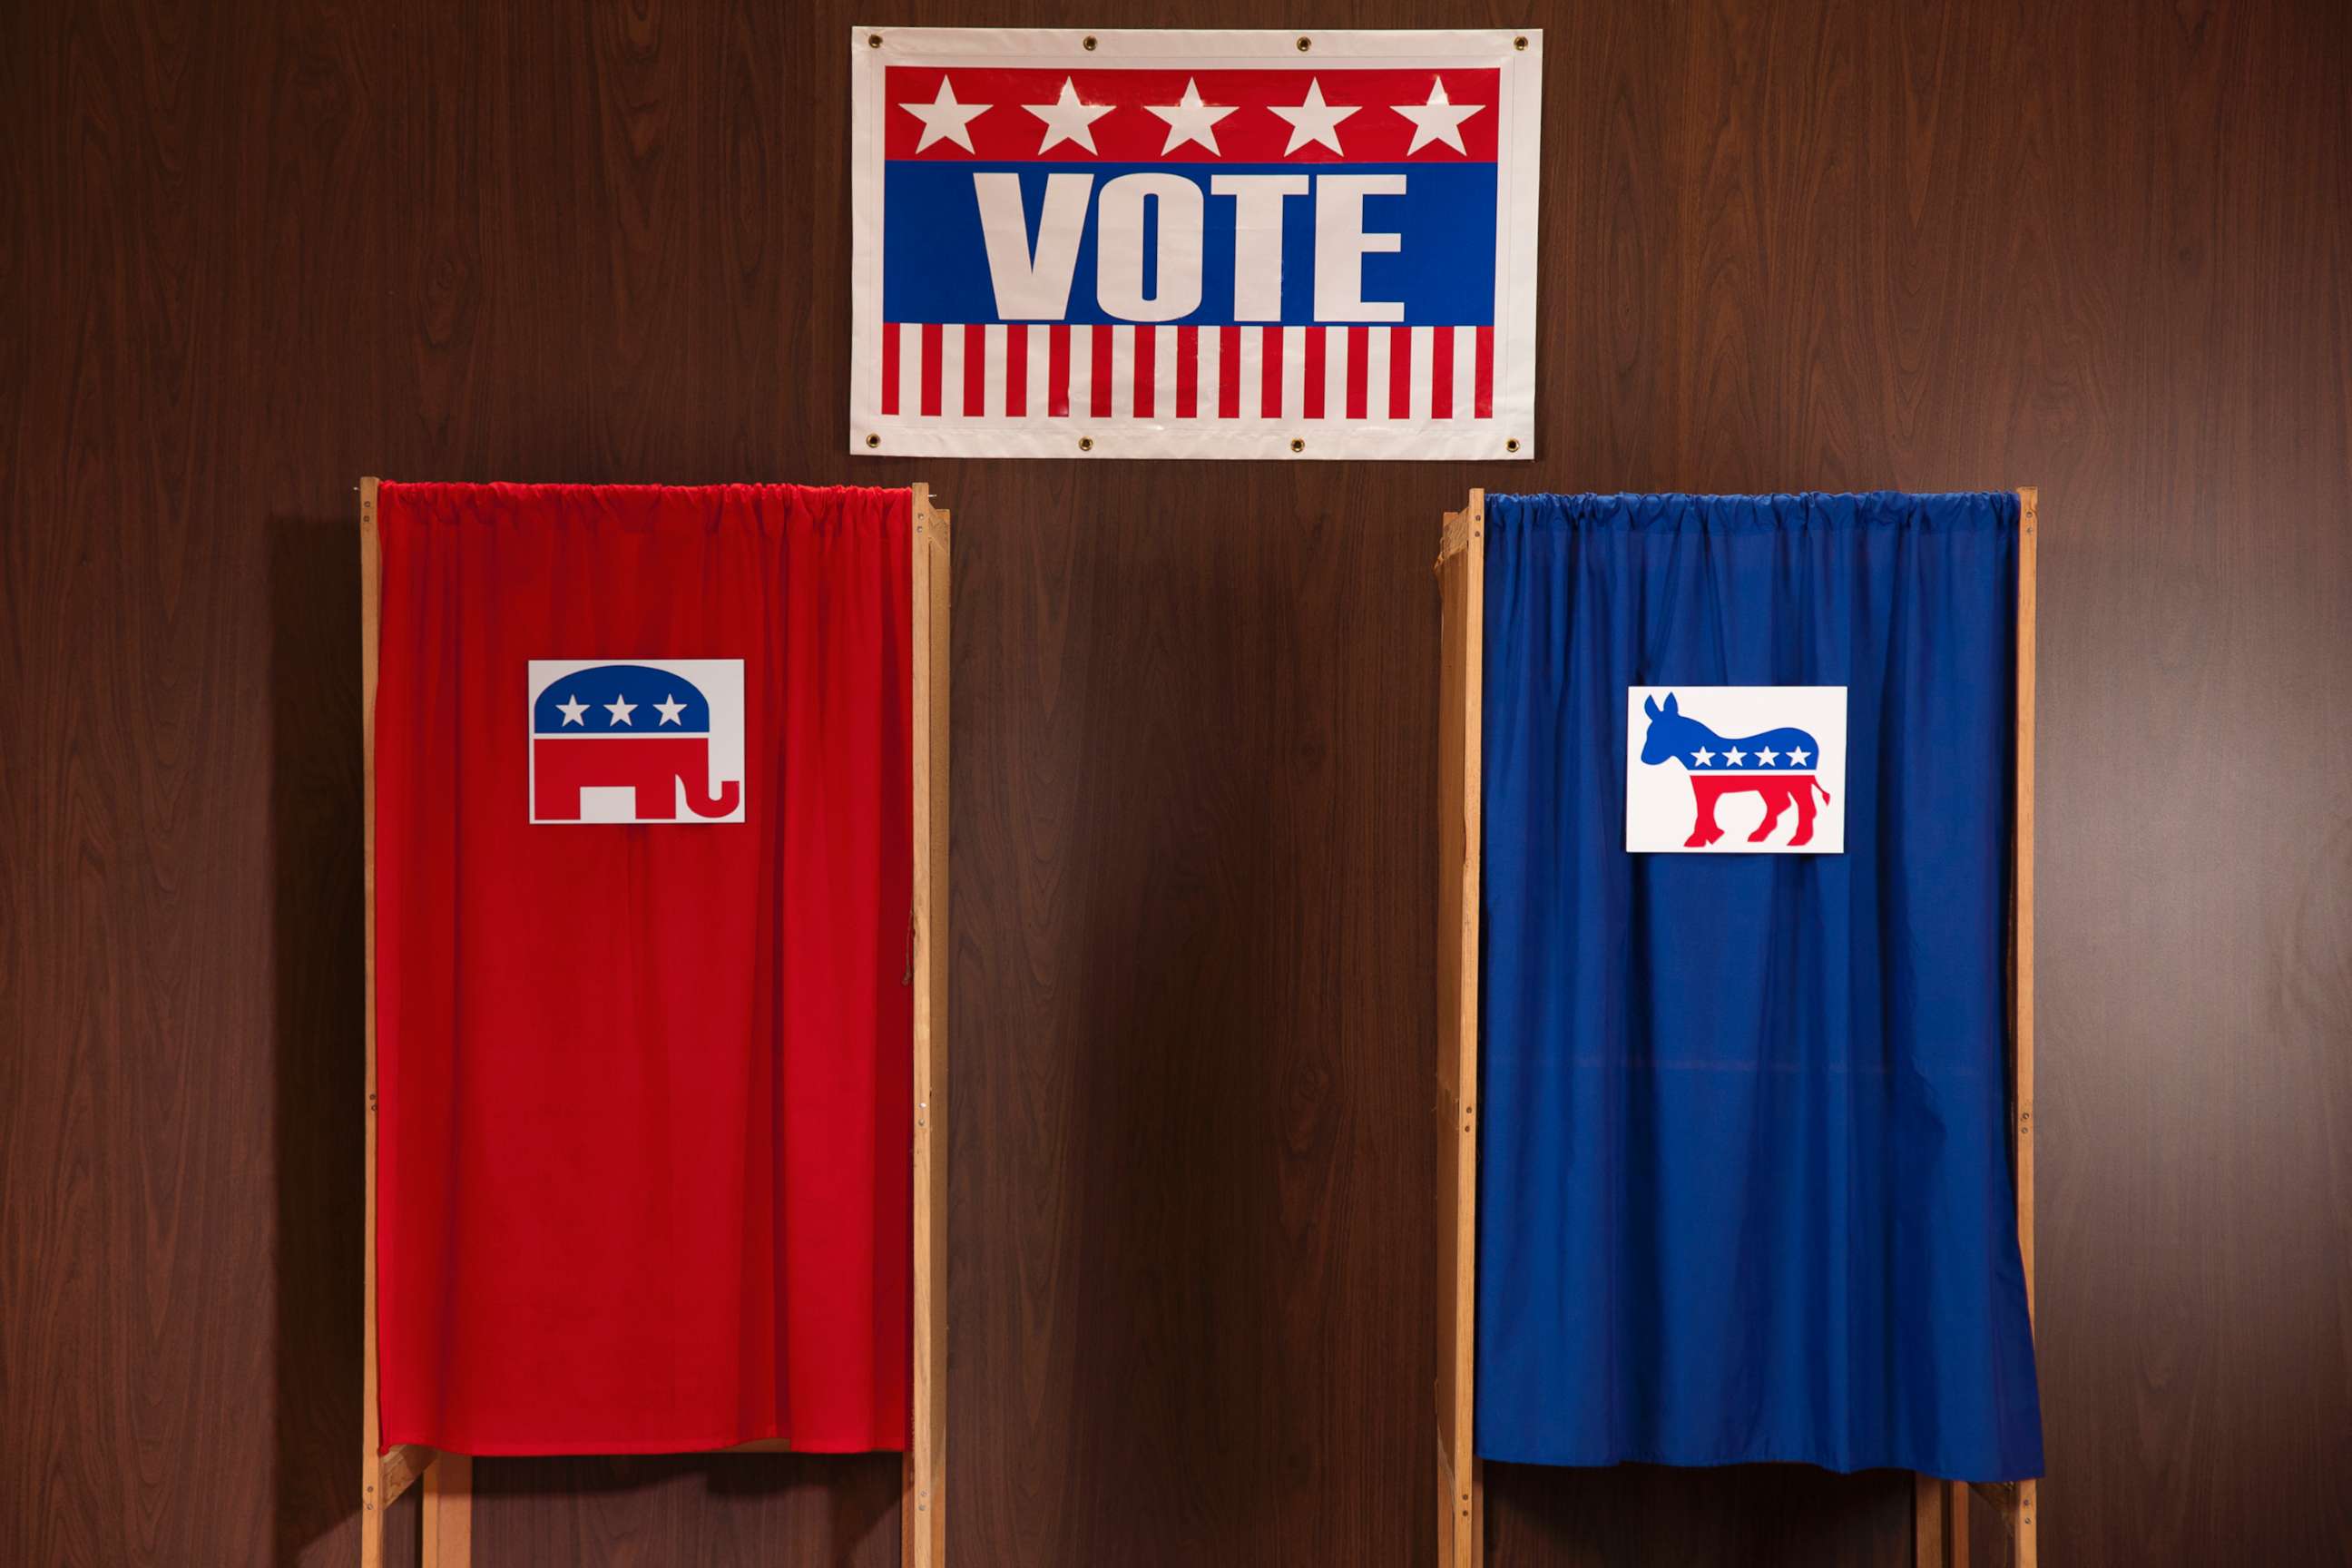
top-left (848, 27), bottom-right (1543, 461)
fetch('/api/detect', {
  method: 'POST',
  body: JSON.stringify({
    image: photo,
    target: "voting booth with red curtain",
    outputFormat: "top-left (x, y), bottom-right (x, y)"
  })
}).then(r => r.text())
top-left (358, 481), bottom-right (951, 1568)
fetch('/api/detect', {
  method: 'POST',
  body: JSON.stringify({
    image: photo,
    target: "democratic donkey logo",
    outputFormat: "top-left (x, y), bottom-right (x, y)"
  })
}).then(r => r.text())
top-left (528, 660), bottom-right (746, 824)
top-left (1624, 686), bottom-right (1847, 855)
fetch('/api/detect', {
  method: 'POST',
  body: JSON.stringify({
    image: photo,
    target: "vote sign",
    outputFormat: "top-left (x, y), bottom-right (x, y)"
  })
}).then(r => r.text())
top-left (850, 28), bottom-right (1542, 460)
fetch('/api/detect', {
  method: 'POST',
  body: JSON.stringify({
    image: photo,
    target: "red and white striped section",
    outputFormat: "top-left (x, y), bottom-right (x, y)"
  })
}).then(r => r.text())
top-left (878, 322), bottom-right (1496, 424)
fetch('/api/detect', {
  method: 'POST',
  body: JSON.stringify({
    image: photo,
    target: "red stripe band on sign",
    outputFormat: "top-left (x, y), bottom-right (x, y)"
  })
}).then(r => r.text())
top-left (920, 323), bottom-right (944, 418)
top-left (885, 320), bottom-right (1506, 428)
top-left (1004, 323), bottom-right (1028, 416)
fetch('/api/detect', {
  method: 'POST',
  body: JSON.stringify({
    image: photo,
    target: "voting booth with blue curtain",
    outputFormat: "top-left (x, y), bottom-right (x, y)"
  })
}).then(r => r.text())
top-left (1433, 491), bottom-right (2043, 1568)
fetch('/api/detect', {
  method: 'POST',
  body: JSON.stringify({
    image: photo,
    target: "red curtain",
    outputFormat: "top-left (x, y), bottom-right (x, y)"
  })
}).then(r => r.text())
top-left (373, 483), bottom-right (912, 1455)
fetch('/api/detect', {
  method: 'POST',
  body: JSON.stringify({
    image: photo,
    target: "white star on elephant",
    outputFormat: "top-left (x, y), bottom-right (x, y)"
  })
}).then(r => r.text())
top-left (605, 695), bottom-right (637, 725)
top-left (654, 695), bottom-right (687, 726)
top-left (556, 695), bottom-right (588, 726)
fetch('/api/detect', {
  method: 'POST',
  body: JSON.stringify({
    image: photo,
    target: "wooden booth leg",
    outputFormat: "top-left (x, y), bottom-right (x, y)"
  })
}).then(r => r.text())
top-left (1914, 1475), bottom-right (1968, 1568)
top-left (905, 482), bottom-right (952, 1568)
top-left (361, 476), bottom-right (382, 1568)
top-left (1434, 491), bottom-right (1486, 1568)
top-left (2009, 491), bottom-right (2040, 1568)
top-left (425, 1453), bottom-right (474, 1568)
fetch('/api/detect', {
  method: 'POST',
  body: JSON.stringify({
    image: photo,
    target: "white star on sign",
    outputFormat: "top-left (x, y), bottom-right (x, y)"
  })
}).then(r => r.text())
top-left (1143, 77), bottom-right (1234, 155)
top-left (1722, 745), bottom-right (1748, 766)
top-left (1757, 746), bottom-right (1780, 766)
top-left (1392, 77), bottom-right (1485, 155)
top-left (556, 695), bottom-right (589, 726)
top-left (1691, 746), bottom-right (1716, 766)
top-left (899, 76), bottom-right (990, 153)
top-left (1024, 77), bottom-right (1112, 154)
top-left (1269, 78), bottom-right (1358, 155)
top-left (1788, 745), bottom-right (1809, 765)
top-left (605, 694), bottom-right (637, 726)
top-left (654, 694), bottom-right (686, 726)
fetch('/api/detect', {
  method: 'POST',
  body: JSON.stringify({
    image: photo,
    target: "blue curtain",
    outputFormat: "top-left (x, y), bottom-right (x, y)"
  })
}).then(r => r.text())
top-left (1475, 493), bottom-right (2043, 1481)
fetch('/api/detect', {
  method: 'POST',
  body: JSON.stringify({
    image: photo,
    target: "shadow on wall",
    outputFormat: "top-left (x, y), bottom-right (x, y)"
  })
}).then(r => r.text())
top-left (472, 1455), bottom-right (899, 1563)
top-left (266, 514), bottom-right (901, 1567)
top-left (267, 513), bottom-right (368, 1567)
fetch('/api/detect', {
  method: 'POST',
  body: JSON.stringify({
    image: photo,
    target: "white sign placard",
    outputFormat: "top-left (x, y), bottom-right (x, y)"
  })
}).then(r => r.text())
top-left (1626, 686), bottom-right (1848, 855)
top-left (849, 27), bottom-right (1543, 460)
top-left (529, 660), bottom-right (747, 825)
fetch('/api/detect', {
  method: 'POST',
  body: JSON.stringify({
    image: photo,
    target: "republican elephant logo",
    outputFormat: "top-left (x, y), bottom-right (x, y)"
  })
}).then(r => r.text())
top-left (528, 660), bottom-right (746, 824)
top-left (1624, 686), bottom-right (1848, 855)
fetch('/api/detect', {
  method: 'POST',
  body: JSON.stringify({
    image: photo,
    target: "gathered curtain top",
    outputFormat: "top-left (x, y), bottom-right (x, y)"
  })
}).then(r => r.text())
top-left (1489, 491), bottom-right (2021, 535)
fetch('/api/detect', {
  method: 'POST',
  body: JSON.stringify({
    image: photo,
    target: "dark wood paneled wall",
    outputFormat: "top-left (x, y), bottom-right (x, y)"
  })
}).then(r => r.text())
top-left (4, 2), bottom-right (2345, 1565)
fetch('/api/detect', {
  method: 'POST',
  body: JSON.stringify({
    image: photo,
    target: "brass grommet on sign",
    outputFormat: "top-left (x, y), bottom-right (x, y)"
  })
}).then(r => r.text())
top-left (1296, 35), bottom-right (1312, 52)
top-left (867, 33), bottom-right (882, 48)
top-left (1083, 34), bottom-right (1097, 51)
top-left (1289, 437), bottom-right (1305, 454)
top-left (1514, 35), bottom-right (1529, 51)
top-left (1505, 436), bottom-right (1522, 453)
top-left (865, 433), bottom-right (881, 449)
top-left (1078, 436), bottom-right (1094, 452)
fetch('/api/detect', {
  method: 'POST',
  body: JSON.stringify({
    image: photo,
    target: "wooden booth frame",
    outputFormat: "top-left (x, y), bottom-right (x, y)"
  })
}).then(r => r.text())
top-left (1433, 489), bottom-right (2040, 1568)
top-left (358, 478), bottom-right (953, 1568)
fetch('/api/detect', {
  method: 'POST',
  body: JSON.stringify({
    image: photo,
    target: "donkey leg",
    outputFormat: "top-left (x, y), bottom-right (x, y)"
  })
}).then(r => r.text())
top-left (1788, 780), bottom-right (1819, 847)
top-left (1686, 779), bottom-right (1724, 848)
top-left (1749, 784), bottom-right (1788, 843)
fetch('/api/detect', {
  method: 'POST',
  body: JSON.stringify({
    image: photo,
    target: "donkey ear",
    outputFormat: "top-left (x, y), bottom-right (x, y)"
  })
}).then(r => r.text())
top-left (1644, 694), bottom-right (1661, 720)
top-left (1662, 692), bottom-right (1680, 716)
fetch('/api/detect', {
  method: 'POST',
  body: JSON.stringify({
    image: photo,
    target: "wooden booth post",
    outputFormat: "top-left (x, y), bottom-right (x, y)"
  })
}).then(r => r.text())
top-left (1913, 486), bottom-right (2041, 1568)
top-left (359, 479), bottom-right (952, 1568)
top-left (1433, 489), bottom-right (1486, 1568)
top-left (906, 482), bottom-right (952, 1568)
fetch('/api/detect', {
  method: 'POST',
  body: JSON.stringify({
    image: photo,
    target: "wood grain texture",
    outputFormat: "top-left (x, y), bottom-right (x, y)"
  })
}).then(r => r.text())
top-left (1435, 494), bottom-right (1485, 1568)
top-left (2, 0), bottom-right (2347, 1565)
top-left (2012, 489), bottom-right (2038, 1568)
top-left (906, 485), bottom-right (951, 1568)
